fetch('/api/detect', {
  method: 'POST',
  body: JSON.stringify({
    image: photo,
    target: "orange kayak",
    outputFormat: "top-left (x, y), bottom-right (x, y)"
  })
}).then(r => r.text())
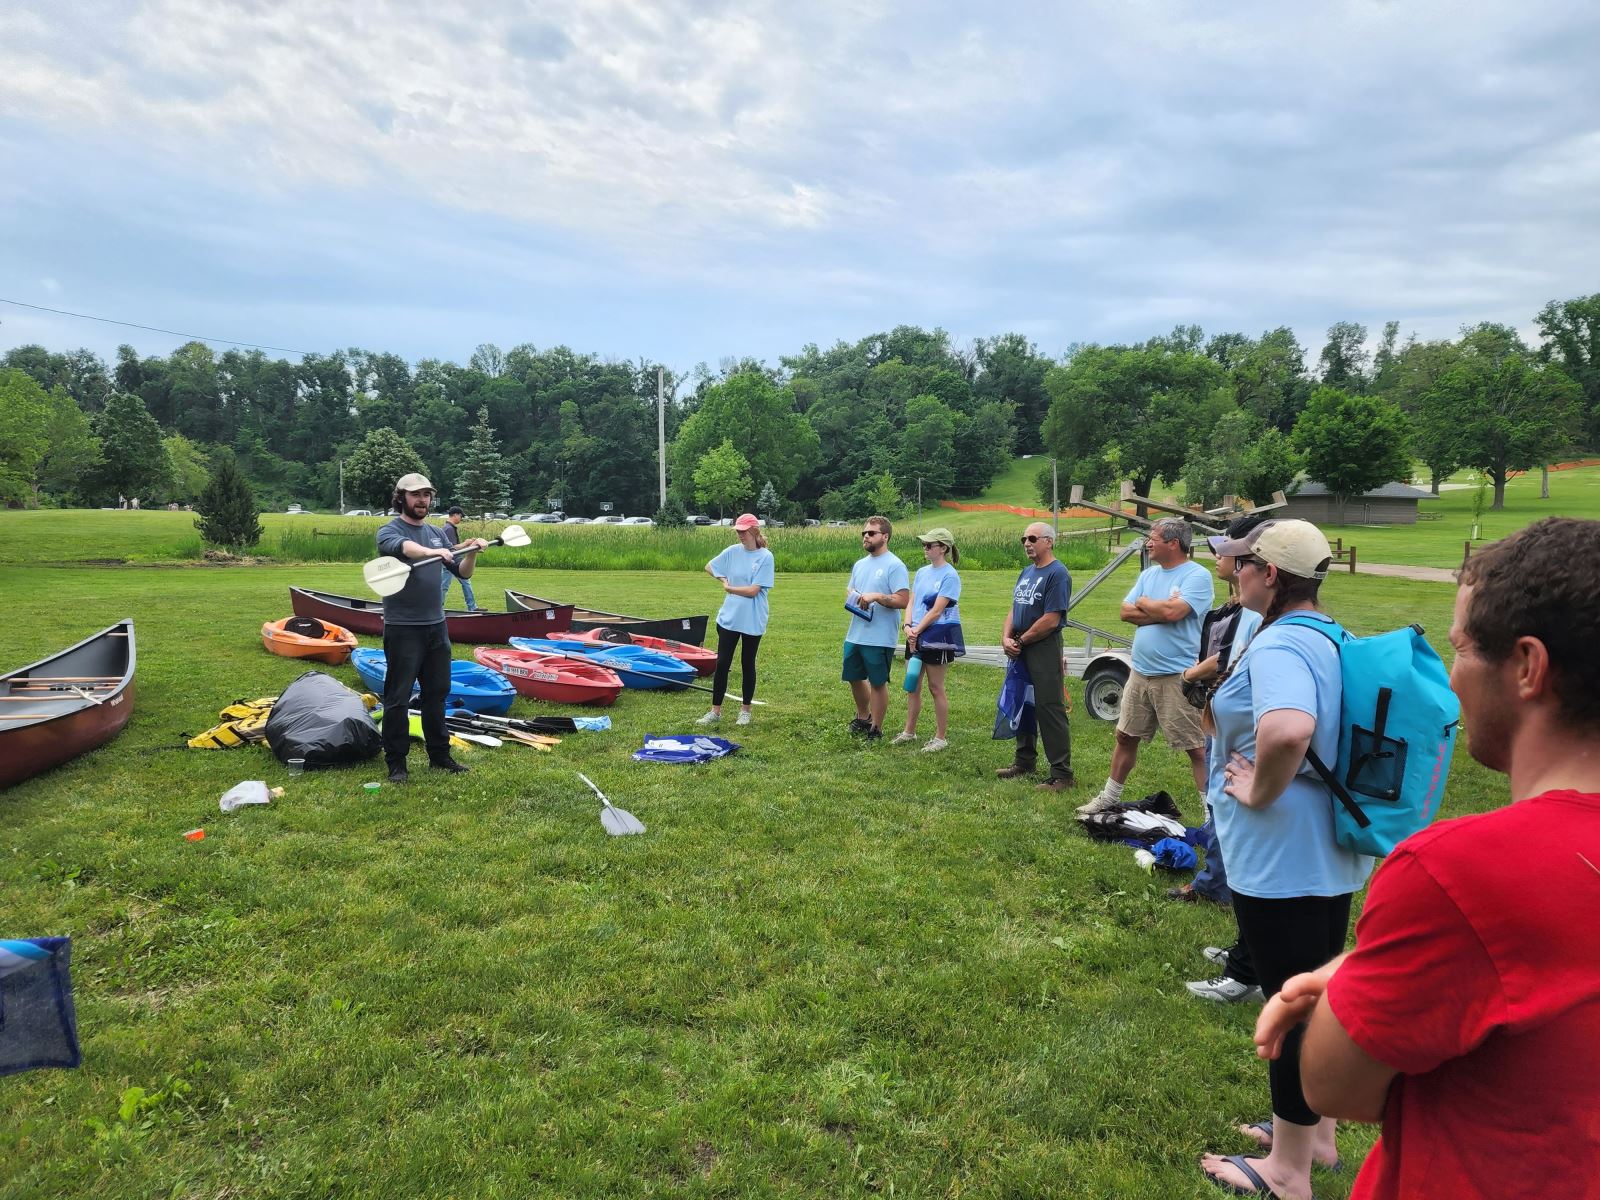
top-left (261, 616), bottom-right (359, 665)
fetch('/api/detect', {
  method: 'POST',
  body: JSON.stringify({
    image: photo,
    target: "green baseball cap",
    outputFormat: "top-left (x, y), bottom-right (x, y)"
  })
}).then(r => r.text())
top-left (917, 527), bottom-right (956, 546)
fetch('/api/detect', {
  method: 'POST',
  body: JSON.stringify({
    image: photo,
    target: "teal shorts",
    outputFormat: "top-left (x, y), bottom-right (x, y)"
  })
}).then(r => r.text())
top-left (841, 641), bottom-right (894, 685)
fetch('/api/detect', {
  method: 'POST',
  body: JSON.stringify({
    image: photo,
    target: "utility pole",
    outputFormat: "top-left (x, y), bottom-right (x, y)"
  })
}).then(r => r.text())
top-left (917, 477), bottom-right (922, 522)
top-left (657, 367), bottom-right (667, 509)
top-left (339, 459), bottom-right (345, 513)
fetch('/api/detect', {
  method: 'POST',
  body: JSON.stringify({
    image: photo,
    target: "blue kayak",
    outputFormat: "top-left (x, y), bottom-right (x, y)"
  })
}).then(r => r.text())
top-left (508, 637), bottom-right (696, 690)
top-left (350, 648), bottom-right (516, 715)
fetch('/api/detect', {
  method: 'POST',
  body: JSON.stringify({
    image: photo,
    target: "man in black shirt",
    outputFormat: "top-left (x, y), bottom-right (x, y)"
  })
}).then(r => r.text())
top-left (374, 473), bottom-right (485, 783)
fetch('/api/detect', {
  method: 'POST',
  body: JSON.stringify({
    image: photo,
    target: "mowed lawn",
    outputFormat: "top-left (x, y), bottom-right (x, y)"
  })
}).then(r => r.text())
top-left (0, 549), bottom-right (1504, 1198)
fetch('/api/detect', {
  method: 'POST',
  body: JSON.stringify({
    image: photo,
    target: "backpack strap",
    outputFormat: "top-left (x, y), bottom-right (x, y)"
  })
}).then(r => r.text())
top-left (1269, 614), bottom-right (1372, 831)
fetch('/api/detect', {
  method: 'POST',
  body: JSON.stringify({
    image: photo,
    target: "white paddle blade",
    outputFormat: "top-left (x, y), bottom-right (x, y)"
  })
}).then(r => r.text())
top-left (499, 523), bottom-right (531, 548)
top-left (601, 805), bottom-right (646, 836)
top-left (363, 555), bottom-right (413, 597)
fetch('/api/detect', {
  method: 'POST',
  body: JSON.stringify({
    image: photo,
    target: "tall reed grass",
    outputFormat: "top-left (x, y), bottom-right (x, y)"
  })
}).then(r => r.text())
top-left (273, 523), bottom-right (1111, 573)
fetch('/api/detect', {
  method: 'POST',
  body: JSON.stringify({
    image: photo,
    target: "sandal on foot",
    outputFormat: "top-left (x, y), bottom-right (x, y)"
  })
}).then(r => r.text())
top-left (1241, 1120), bottom-right (1343, 1172)
top-left (1203, 1155), bottom-right (1279, 1198)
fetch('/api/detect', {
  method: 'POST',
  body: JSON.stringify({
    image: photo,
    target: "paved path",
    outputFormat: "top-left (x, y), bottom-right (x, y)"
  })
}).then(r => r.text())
top-left (1352, 561), bottom-right (1459, 583)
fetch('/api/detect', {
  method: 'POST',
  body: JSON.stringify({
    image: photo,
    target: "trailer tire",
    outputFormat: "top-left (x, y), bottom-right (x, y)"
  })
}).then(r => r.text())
top-left (1083, 660), bottom-right (1129, 722)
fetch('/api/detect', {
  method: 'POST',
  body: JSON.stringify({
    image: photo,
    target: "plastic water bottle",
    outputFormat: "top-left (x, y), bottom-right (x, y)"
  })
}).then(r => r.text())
top-left (903, 654), bottom-right (924, 693)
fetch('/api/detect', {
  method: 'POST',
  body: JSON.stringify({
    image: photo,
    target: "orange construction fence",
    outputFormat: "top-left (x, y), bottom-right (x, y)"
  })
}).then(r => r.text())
top-left (937, 499), bottom-right (1103, 519)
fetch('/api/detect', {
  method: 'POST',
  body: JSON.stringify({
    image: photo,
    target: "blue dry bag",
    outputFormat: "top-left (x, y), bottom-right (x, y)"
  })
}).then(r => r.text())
top-left (1277, 616), bottom-right (1461, 857)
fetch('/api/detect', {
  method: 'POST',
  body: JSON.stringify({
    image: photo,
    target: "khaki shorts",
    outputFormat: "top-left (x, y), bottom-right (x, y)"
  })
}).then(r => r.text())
top-left (1116, 670), bottom-right (1205, 750)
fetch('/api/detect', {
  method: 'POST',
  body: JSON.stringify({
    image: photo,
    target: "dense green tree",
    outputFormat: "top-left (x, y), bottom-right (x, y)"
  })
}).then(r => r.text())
top-left (1389, 338), bottom-right (1466, 492)
top-left (1180, 410), bottom-right (1255, 510)
top-left (897, 394), bottom-right (958, 500)
top-left (1237, 427), bottom-right (1304, 506)
top-left (162, 434), bottom-right (211, 505)
top-left (1370, 321), bottom-right (1402, 396)
top-left (194, 450), bottom-right (263, 548)
top-left (88, 391), bottom-right (171, 504)
top-left (454, 407), bottom-right (512, 515)
top-left (1231, 327), bottom-right (1312, 433)
top-left (1291, 388), bottom-right (1412, 522)
top-left (693, 439), bottom-right (753, 515)
top-left (1535, 294), bottom-right (1600, 447)
top-left (1318, 321), bottom-right (1370, 391)
top-left (951, 401), bottom-right (1017, 496)
top-left (1436, 327), bottom-right (1583, 509)
top-left (671, 372), bottom-right (818, 506)
top-left (345, 427), bottom-right (427, 510)
top-left (0, 368), bottom-right (50, 505)
top-left (35, 385), bottom-right (102, 502)
top-left (972, 333), bottom-right (1049, 447)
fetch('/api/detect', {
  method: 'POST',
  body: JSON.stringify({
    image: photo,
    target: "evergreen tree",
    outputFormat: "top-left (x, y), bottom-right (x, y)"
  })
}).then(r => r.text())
top-left (455, 407), bottom-right (512, 515)
top-left (194, 451), bottom-right (263, 548)
top-left (757, 480), bottom-right (779, 517)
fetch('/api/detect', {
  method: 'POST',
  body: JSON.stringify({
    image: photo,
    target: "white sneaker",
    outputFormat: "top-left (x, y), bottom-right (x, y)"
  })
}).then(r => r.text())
top-left (1202, 945), bottom-right (1229, 966)
top-left (1186, 976), bottom-right (1264, 1004)
top-left (1075, 790), bottom-right (1122, 817)
top-left (735, 709), bottom-right (751, 726)
top-left (921, 737), bottom-right (948, 753)
top-left (695, 710), bottom-right (720, 725)
top-left (890, 731), bottom-right (917, 745)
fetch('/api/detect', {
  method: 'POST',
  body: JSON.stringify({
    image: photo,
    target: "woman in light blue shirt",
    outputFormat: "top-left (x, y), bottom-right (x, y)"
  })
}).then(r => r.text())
top-left (1198, 520), bottom-right (1371, 1200)
top-left (697, 513), bottom-right (775, 727)
top-left (893, 528), bottom-right (964, 752)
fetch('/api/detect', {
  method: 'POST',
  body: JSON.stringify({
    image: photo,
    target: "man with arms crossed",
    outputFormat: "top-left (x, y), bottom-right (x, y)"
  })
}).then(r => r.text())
top-left (1252, 516), bottom-right (1600, 1200)
top-left (842, 515), bottom-right (910, 741)
top-left (996, 522), bottom-right (1074, 791)
top-left (375, 473), bottom-right (485, 783)
top-left (1079, 517), bottom-right (1213, 816)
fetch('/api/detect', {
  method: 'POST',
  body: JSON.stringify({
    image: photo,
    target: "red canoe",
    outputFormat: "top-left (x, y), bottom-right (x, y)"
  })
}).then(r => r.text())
top-left (1, 619), bottom-right (136, 790)
top-left (564, 628), bottom-right (719, 677)
top-left (473, 647), bottom-right (624, 706)
top-left (290, 587), bottom-right (573, 644)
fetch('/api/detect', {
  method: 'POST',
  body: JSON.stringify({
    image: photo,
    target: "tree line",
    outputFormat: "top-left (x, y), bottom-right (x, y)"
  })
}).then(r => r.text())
top-left (1, 295), bottom-right (1596, 519)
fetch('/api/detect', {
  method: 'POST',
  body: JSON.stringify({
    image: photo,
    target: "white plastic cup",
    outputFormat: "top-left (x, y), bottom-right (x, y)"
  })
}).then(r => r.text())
top-left (287, 757), bottom-right (306, 777)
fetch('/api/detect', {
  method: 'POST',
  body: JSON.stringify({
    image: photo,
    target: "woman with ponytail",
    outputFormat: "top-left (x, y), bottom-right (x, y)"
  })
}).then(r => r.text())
top-left (698, 513), bottom-right (775, 726)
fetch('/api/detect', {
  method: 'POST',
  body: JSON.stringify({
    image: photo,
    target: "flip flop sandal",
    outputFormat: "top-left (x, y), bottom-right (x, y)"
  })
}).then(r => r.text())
top-left (1242, 1120), bottom-right (1344, 1172)
top-left (1203, 1155), bottom-right (1279, 1198)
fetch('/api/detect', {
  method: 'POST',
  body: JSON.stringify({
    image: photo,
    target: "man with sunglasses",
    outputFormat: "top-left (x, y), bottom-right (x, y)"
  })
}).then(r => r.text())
top-left (996, 522), bottom-right (1075, 790)
top-left (842, 515), bottom-right (911, 740)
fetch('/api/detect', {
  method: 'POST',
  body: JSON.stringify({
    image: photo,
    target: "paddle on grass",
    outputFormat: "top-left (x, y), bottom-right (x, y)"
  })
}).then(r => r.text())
top-left (361, 524), bottom-right (532, 598)
top-left (577, 772), bottom-right (646, 836)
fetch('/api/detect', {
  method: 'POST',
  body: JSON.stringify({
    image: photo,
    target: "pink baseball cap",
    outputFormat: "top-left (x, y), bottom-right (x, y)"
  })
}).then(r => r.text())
top-left (733, 513), bottom-right (760, 531)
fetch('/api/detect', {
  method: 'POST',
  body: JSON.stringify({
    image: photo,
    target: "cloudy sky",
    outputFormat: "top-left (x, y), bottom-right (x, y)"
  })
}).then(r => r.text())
top-left (2, 0), bottom-right (1597, 372)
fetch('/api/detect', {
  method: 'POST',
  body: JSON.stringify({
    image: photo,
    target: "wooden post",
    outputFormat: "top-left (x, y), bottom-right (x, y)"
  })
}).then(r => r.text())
top-left (1348, 545), bottom-right (1357, 574)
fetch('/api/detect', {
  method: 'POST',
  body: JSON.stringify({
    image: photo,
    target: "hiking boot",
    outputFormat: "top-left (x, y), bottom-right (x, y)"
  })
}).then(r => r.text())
top-left (1036, 775), bottom-right (1077, 793)
top-left (387, 765), bottom-right (409, 784)
top-left (848, 718), bottom-right (872, 735)
top-left (430, 757), bottom-right (470, 774)
top-left (695, 710), bottom-right (721, 725)
top-left (921, 737), bottom-right (948, 753)
top-left (1075, 790), bottom-right (1122, 817)
top-left (995, 764), bottom-right (1034, 780)
top-left (1186, 975), bottom-right (1264, 1004)
top-left (1202, 945), bottom-right (1230, 966)
top-left (890, 731), bottom-right (918, 745)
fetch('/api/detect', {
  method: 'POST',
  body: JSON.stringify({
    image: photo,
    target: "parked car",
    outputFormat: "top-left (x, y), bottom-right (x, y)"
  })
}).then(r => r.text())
top-left (713, 517), bottom-right (734, 526)
top-left (685, 514), bottom-right (712, 526)
top-left (803, 518), bottom-right (821, 527)
top-left (285, 505), bottom-right (309, 514)
top-left (591, 515), bottom-right (624, 525)
top-left (481, 512), bottom-right (509, 520)
top-left (561, 516), bottom-right (590, 524)
top-left (620, 516), bottom-right (654, 526)
top-left (533, 513), bottom-right (563, 523)
top-left (512, 513), bottom-right (540, 522)
top-left (343, 508), bottom-right (372, 517)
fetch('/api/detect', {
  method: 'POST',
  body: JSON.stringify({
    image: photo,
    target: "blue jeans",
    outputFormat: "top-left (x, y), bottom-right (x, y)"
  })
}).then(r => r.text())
top-left (1192, 737), bottom-right (1231, 902)
top-left (441, 569), bottom-right (477, 611)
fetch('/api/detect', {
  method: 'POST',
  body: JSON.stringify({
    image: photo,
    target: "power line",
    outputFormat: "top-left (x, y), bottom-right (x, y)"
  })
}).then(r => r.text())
top-left (0, 297), bottom-right (313, 357)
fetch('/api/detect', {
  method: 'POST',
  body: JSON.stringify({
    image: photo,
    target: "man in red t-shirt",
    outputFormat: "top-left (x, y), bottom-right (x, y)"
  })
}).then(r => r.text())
top-left (1254, 517), bottom-right (1600, 1200)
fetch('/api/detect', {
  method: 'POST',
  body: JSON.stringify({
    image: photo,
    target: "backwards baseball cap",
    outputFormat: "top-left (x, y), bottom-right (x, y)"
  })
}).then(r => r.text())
top-left (1205, 512), bottom-right (1275, 556)
top-left (733, 513), bottom-right (760, 531)
top-left (395, 472), bottom-right (434, 493)
top-left (917, 527), bottom-right (956, 546)
top-left (1213, 519), bottom-right (1332, 580)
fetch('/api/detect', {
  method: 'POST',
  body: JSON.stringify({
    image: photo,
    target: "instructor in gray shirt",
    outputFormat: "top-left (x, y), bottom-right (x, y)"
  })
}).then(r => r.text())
top-left (375, 472), bottom-right (485, 783)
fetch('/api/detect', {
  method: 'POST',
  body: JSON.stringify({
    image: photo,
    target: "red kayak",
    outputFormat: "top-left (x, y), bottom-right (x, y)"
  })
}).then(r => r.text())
top-left (562, 628), bottom-right (719, 677)
top-left (473, 647), bottom-right (624, 707)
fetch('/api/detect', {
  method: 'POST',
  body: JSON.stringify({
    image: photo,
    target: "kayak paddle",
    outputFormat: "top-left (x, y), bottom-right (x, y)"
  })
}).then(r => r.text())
top-left (362, 524), bottom-right (532, 598)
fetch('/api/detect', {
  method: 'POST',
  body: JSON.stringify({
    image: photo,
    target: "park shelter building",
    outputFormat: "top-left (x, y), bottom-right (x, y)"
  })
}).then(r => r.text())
top-left (1279, 480), bottom-right (1435, 526)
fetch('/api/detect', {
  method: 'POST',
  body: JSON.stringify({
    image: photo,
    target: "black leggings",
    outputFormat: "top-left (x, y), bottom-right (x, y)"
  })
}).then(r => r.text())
top-left (1230, 891), bottom-right (1353, 1126)
top-left (711, 626), bottom-right (761, 706)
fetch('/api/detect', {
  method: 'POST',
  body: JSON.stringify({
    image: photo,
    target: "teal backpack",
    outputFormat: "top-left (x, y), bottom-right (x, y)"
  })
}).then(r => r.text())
top-left (1277, 616), bottom-right (1461, 857)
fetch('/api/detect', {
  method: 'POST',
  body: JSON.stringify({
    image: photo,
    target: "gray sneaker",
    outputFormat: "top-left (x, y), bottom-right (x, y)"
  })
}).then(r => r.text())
top-left (695, 710), bottom-right (721, 725)
top-left (1202, 945), bottom-right (1229, 966)
top-left (1186, 975), bottom-right (1264, 1004)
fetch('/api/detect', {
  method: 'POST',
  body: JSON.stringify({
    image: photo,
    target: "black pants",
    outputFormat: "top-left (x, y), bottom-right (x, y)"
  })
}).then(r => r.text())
top-left (1013, 633), bottom-right (1072, 781)
top-left (1231, 890), bottom-right (1353, 1126)
top-left (381, 621), bottom-right (452, 767)
top-left (711, 625), bottom-right (761, 706)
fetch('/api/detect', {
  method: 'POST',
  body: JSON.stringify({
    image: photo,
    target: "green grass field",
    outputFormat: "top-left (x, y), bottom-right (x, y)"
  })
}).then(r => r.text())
top-left (0, 509), bottom-right (1513, 1198)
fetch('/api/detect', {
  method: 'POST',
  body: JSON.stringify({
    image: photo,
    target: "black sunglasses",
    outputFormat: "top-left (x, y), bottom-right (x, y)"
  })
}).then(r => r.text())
top-left (861, 530), bottom-right (881, 537)
top-left (1020, 534), bottom-right (1049, 544)
top-left (1234, 555), bottom-right (1263, 570)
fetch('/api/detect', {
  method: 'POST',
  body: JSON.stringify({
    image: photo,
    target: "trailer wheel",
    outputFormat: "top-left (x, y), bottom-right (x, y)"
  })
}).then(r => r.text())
top-left (1083, 661), bottom-right (1129, 722)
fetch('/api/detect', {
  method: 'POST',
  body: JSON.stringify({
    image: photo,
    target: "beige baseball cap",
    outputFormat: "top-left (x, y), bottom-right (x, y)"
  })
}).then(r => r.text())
top-left (1214, 519), bottom-right (1331, 580)
top-left (395, 473), bottom-right (434, 493)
